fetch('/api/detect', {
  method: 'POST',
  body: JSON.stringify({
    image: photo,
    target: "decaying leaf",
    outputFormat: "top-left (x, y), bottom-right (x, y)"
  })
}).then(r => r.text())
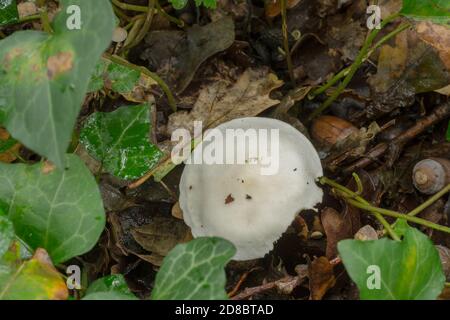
top-left (321, 207), bottom-right (352, 259)
top-left (131, 216), bottom-right (192, 266)
top-left (308, 256), bottom-right (336, 300)
top-left (141, 17), bottom-right (235, 94)
top-left (0, 248), bottom-right (68, 300)
top-left (167, 67), bottom-right (283, 134)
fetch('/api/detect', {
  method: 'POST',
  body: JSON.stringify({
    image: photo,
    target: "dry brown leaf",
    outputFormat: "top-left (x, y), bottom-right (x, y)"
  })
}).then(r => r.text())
top-left (308, 256), bottom-right (336, 300)
top-left (321, 207), bottom-right (353, 259)
top-left (167, 67), bottom-right (283, 135)
top-left (415, 21), bottom-right (450, 71)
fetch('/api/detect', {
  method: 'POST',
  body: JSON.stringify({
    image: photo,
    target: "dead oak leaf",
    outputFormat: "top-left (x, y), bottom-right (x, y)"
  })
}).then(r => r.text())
top-left (167, 67), bottom-right (283, 135)
top-left (308, 256), bottom-right (336, 300)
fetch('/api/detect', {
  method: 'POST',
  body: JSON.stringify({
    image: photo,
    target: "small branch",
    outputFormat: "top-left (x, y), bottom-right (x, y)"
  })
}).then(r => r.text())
top-left (111, 0), bottom-right (149, 12)
top-left (343, 102), bottom-right (450, 174)
top-left (230, 275), bottom-right (304, 300)
top-left (280, 0), bottom-right (295, 85)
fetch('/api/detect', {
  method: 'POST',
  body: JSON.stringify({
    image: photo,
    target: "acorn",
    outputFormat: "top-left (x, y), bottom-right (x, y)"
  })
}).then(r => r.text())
top-left (311, 115), bottom-right (359, 147)
top-left (412, 158), bottom-right (450, 194)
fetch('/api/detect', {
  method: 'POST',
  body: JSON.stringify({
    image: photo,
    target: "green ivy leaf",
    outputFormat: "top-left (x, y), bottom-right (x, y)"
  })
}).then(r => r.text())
top-left (0, 154), bottom-right (105, 264)
top-left (79, 104), bottom-right (164, 180)
top-left (152, 237), bottom-right (235, 300)
top-left (0, 248), bottom-right (68, 300)
top-left (0, 0), bottom-right (115, 168)
top-left (83, 274), bottom-right (137, 300)
top-left (0, 0), bottom-right (18, 26)
top-left (0, 214), bottom-right (13, 258)
top-left (168, 0), bottom-right (188, 10)
top-left (194, 0), bottom-right (217, 9)
top-left (338, 222), bottom-right (445, 300)
top-left (401, 0), bottom-right (450, 24)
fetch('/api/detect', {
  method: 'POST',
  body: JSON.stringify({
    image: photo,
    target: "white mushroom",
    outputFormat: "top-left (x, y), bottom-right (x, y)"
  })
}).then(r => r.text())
top-left (179, 117), bottom-right (323, 260)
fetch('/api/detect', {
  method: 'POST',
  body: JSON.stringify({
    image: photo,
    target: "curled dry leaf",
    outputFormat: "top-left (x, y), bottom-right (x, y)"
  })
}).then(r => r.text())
top-left (321, 207), bottom-right (353, 259)
top-left (308, 256), bottom-right (336, 300)
top-left (167, 67), bottom-right (283, 135)
top-left (436, 245), bottom-right (450, 280)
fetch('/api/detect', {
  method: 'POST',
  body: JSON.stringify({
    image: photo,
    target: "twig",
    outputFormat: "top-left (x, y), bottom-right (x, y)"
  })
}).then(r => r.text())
top-left (280, 0), bottom-right (295, 85)
top-left (343, 102), bottom-right (450, 174)
top-left (230, 275), bottom-right (304, 300)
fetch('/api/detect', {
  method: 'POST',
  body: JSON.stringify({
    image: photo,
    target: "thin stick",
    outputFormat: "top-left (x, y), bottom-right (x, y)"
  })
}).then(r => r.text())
top-left (280, 0), bottom-right (295, 85)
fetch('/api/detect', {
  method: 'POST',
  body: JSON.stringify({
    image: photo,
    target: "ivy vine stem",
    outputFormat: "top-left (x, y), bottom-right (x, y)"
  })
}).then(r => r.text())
top-left (319, 177), bottom-right (450, 236)
top-left (308, 13), bottom-right (404, 120)
top-left (280, 0), bottom-right (295, 85)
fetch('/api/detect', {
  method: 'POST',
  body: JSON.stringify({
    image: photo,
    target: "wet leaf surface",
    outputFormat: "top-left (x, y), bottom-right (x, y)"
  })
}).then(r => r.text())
top-left (80, 104), bottom-right (164, 180)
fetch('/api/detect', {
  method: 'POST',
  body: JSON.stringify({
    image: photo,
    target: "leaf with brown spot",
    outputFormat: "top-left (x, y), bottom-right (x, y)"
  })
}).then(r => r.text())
top-left (0, 128), bottom-right (20, 163)
top-left (0, 248), bottom-right (68, 300)
top-left (46, 51), bottom-right (74, 80)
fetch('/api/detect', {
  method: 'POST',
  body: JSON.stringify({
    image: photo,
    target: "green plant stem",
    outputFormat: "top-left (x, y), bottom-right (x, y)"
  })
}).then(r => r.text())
top-left (311, 22), bottom-right (410, 99)
top-left (320, 177), bottom-right (450, 235)
top-left (123, 0), bottom-right (156, 51)
top-left (155, 0), bottom-right (184, 28)
top-left (320, 177), bottom-right (400, 241)
top-left (280, 0), bottom-right (295, 85)
top-left (345, 198), bottom-right (450, 234)
top-left (308, 14), bottom-right (401, 120)
top-left (39, 8), bottom-right (53, 33)
top-left (103, 53), bottom-right (177, 112)
top-left (111, 0), bottom-right (149, 12)
top-left (407, 184), bottom-right (450, 217)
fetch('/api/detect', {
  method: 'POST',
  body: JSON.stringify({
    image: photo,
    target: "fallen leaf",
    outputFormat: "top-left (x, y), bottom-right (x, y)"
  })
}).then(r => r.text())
top-left (308, 256), bottom-right (336, 300)
top-left (167, 67), bottom-right (283, 134)
top-left (321, 207), bottom-right (352, 259)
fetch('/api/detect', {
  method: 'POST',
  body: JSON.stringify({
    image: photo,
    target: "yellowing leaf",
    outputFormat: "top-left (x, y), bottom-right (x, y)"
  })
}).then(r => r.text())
top-left (0, 248), bottom-right (68, 300)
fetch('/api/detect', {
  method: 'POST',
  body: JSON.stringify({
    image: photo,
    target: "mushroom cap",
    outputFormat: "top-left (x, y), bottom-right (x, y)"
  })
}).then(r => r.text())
top-left (179, 117), bottom-right (323, 260)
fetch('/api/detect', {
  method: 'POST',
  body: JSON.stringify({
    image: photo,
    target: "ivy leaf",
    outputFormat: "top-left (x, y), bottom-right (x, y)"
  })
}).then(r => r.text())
top-left (0, 0), bottom-right (18, 26)
top-left (194, 0), bottom-right (217, 9)
top-left (0, 0), bottom-right (115, 168)
top-left (83, 274), bottom-right (137, 300)
top-left (168, 0), bottom-right (188, 10)
top-left (152, 237), bottom-right (235, 300)
top-left (79, 104), bottom-right (164, 180)
top-left (0, 214), bottom-right (13, 258)
top-left (0, 248), bottom-right (68, 300)
top-left (338, 222), bottom-right (445, 300)
top-left (401, 0), bottom-right (450, 24)
top-left (0, 154), bottom-right (105, 264)
top-left (87, 58), bottom-right (157, 103)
